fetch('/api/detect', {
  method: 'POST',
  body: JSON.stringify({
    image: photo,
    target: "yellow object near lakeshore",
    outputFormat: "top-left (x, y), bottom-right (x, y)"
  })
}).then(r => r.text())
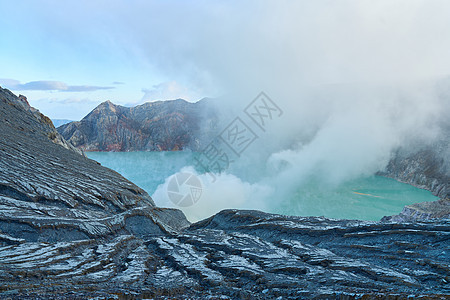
top-left (353, 191), bottom-right (381, 198)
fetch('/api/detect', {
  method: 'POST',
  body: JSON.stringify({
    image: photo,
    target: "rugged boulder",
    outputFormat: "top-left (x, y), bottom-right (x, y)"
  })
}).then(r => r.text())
top-left (58, 98), bottom-right (218, 151)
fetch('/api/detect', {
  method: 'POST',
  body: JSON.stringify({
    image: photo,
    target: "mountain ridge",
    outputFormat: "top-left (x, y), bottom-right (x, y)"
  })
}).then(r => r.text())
top-left (58, 98), bottom-right (218, 152)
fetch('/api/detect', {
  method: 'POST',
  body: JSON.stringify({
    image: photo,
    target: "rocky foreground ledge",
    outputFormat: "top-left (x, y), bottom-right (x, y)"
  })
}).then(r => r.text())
top-left (0, 87), bottom-right (449, 299)
top-left (0, 210), bottom-right (449, 299)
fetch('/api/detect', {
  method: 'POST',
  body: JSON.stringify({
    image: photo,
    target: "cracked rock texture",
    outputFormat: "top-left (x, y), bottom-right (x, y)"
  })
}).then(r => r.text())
top-left (0, 210), bottom-right (449, 299)
top-left (0, 87), bottom-right (449, 298)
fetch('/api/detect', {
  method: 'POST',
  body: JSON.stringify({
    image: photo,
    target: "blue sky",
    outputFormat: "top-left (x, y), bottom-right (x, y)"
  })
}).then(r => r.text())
top-left (0, 1), bottom-right (219, 119)
top-left (1, 0), bottom-right (450, 120)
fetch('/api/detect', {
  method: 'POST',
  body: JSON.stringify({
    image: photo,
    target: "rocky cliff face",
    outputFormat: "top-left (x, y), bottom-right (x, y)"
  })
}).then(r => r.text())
top-left (380, 128), bottom-right (450, 221)
top-left (0, 87), bottom-right (449, 298)
top-left (58, 99), bottom-right (218, 151)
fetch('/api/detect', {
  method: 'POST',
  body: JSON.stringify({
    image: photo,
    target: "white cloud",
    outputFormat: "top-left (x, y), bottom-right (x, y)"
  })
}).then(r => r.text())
top-left (0, 78), bottom-right (114, 92)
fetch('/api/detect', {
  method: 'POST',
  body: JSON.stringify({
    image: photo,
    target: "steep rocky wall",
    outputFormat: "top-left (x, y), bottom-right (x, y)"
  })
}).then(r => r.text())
top-left (381, 147), bottom-right (450, 199)
top-left (379, 128), bottom-right (450, 221)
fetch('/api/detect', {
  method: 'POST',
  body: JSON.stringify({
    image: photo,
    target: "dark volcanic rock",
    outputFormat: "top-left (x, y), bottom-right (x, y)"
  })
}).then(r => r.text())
top-left (58, 98), bottom-right (218, 151)
top-left (0, 209), bottom-right (449, 299)
top-left (0, 87), bottom-right (449, 298)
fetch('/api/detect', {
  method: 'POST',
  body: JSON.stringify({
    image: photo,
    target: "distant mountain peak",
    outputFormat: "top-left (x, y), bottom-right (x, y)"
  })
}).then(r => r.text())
top-left (59, 97), bottom-right (218, 151)
top-left (94, 99), bottom-right (119, 113)
top-left (99, 99), bottom-right (116, 107)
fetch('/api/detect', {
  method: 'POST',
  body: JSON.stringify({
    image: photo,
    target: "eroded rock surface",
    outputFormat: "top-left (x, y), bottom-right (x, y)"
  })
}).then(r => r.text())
top-left (0, 210), bottom-right (449, 298)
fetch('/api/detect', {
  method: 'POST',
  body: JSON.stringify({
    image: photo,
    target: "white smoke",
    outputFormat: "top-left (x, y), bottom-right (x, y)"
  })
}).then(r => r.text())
top-left (152, 166), bottom-right (273, 222)
top-left (141, 1), bottom-right (450, 221)
top-left (152, 81), bottom-right (447, 221)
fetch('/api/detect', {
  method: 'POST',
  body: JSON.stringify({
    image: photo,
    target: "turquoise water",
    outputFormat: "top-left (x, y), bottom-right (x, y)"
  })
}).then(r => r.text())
top-left (273, 176), bottom-right (436, 221)
top-left (88, 151), bottom-right (195, 193)
top-left (87, 151), bottom-right (438, 221)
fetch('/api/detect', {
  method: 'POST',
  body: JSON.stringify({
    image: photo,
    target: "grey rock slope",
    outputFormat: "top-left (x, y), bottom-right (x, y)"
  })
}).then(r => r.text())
top-left (0, 87), bottom-right (449, 298)
top-left (58, 98), bottom-right (217, 151)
